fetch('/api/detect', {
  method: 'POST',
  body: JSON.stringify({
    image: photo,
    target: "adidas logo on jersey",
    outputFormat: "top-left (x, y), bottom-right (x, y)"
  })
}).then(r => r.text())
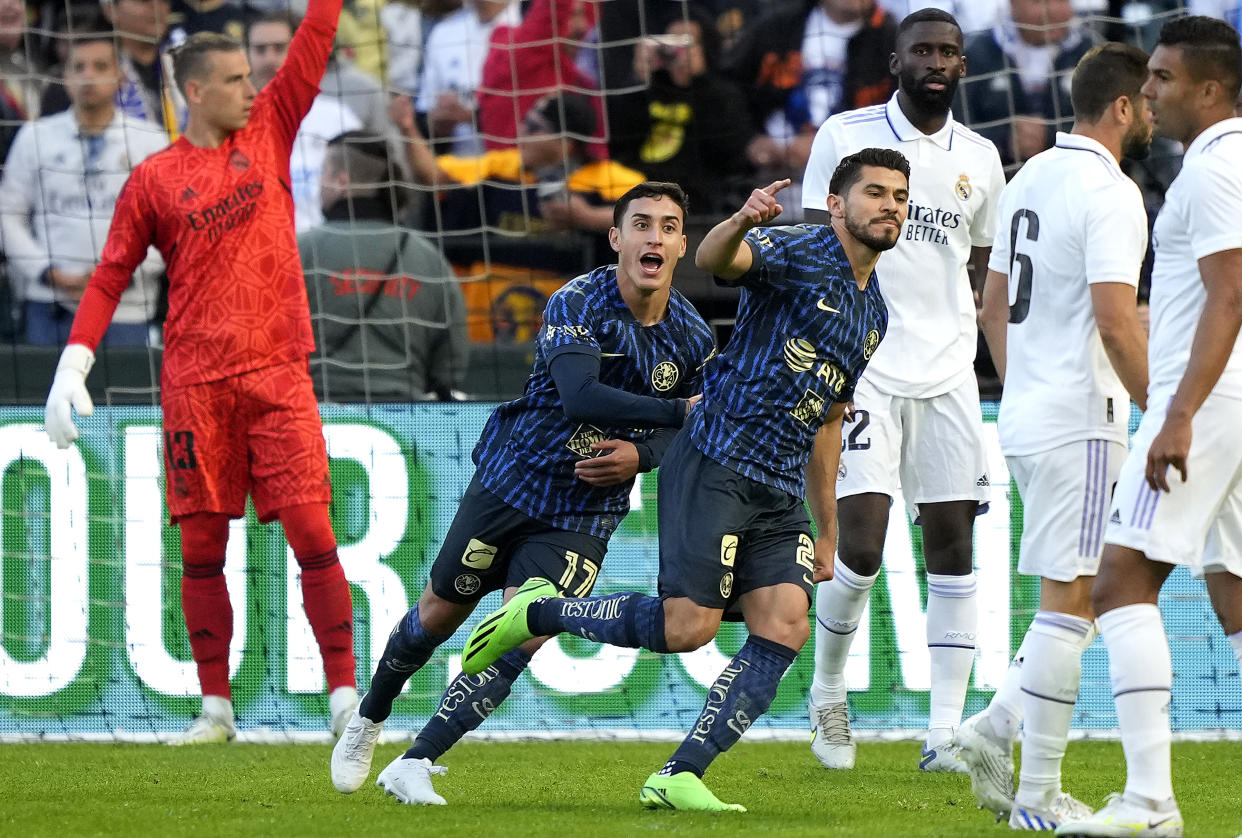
top-left (976, 475), bottom-right (990, 487)
top-left (1110, 509), bottom-right (1121, 524)
top-left (181, 186), bottom-right (198, 203)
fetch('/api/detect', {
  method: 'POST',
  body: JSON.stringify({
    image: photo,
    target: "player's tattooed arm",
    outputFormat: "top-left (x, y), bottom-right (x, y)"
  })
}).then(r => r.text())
top-left (805, 401), bottom-right (847, 582)
top-left (695, 179), bottom-right (790, 280)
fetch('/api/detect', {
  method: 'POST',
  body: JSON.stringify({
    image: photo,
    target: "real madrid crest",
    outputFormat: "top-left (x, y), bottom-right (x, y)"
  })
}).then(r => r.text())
top-left (651, 360), bottom-right (679, 392)
top-left (955, 173), bottom-right (971, 201)
top-left (863, 329), bottom-right (880, 360)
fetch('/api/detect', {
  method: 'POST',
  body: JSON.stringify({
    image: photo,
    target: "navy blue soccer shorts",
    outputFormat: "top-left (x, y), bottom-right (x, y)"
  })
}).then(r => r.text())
top-left (656, 436), bottom-right (815, 620)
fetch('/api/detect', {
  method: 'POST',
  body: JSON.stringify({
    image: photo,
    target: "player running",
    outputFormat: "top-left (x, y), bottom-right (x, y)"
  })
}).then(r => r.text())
top-left (330, 181), bottom-right (716, 805)
top-left (43, 0), bottom-right (358, 743)
top-left (799, 9), bottom-right (1006, 772)
top-left (460, 149), bottom-right (909, 812)
top-left (958, 42), bottom-right (1152, 831)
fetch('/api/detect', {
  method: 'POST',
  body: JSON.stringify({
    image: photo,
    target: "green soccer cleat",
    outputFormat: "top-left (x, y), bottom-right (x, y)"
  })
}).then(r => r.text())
top-left (639, 772), bottom-right (747, 813)
top-left (461, 578), bottom-right (559, 674)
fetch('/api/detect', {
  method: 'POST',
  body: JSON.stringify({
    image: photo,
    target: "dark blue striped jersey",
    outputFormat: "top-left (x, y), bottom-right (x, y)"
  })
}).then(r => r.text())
top-left (473, 265), bottom-right (716, 538)
top-left (688, 223), bottom-right (888, 497)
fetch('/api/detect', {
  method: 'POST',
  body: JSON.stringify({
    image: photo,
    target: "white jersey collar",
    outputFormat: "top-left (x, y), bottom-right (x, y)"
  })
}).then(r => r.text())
top-left (1184, 116), bottom-right (1242, 160)
top-left (884, 93), bottom-right (955, 150)
top-left (1052, 131), bottom-right (1119, 171)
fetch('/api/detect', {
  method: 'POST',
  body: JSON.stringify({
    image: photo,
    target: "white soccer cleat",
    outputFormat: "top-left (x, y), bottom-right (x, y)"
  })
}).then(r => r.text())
top-left (329, 685), bottom-right (359, 738)
top-left (919, 734), bottom-right (968, 773)
top-left (331, 710), bottom-right (384, 793)
top-left (1053, 792), bottom-right (1183, 837)
top-left (376, 755), bottom-right (448, 805)
top-left (955, 711), bottom-right (1014, 814)
top-left (1009, 792), bottom-right (1093, 831)
top-left (809, 699), bottom-right (856, 770)
top-left (172, 695), bottom-right (236, 745)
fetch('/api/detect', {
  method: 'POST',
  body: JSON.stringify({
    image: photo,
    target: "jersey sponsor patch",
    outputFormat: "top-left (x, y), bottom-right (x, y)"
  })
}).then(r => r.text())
top-left (565, 423), bottom-right (608, 458)
top-left (454, 573), bottom-right (482, 596)
top-left (462, 538), bottom-right (497, 570)
top-left (651, 360), bottom-right (680, 392)
top-left (783, 338), bottom-right (816, 373)
top-left (791, 389), bottom-right (827, 426)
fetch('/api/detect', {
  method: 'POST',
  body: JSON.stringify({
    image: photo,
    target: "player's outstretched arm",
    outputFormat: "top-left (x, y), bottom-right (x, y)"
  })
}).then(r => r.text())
top-left (805, 401), bottom-right (847, 583)
top-left (695, 179), bottom-right (789, 280)
top-left (979, 268), bottom-right (1010, 382)
top-left (1090, 282), bottom-right (1148, 412)
top-left (549, 351), bottom-right (688, 429)
top-left (44, 344), bottom-right (96, 449)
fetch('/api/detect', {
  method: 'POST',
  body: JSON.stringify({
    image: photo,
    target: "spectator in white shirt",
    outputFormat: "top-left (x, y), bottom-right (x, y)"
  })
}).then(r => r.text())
top-left (0, 31), bottom-right (167, 346)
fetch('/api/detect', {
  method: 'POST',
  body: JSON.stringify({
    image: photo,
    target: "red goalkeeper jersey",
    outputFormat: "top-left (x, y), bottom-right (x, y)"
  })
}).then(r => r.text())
top-left (69, 0), bottom-right (342, 388)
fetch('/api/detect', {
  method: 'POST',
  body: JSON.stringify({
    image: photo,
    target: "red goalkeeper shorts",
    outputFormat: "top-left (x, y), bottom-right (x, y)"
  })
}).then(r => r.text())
top-left (160, 359), bottom-right (331, 523)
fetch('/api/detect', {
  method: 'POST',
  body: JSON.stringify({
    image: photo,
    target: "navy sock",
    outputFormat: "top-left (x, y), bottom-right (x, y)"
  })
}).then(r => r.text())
top-left (527, 592), bottom-right (669, 654)
top-left (660, 636), bottom-right (799, 778)
top-left (405, 648), bottom-right (532, 762)
top-left (359, 603), bottom-right (451, 723)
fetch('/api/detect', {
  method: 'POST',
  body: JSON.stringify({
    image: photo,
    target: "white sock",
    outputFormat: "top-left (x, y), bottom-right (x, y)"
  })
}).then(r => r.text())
top-left (202, 694), bottom-right (234, 721)
top-left (1230, 630), bottom-right (1242, 670)
top-left (926, 571), bottom-right (978, 737)
top-left (1015, 611), bottom-right (1092, 805)
top-left (985, 632), bottom-right (1032, 743)
top-left (1098, 603), bottom-right (1173, 802)
top-left (810, 562), bottom-right (878, 706)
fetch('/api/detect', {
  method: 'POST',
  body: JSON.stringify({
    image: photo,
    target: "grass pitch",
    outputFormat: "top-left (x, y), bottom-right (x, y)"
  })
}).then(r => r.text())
top-left (2, 740), bottom-right (1239, 837)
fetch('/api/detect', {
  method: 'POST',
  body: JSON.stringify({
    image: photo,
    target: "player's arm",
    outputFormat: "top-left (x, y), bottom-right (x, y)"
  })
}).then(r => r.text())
top-left (1147, 247), bottom-right (1242, 491)
top-left (695, 179), bottom-right (790, 280)
top-left (549, 350), bottom-right (691, 428)
top-left (970, 246), bottom-right (991, 303)
top-left (1090, 282), bottom-right (1148, 412)
top-left (805, 401), bottom-right (847, 583)
top-left (979, 268), bottom-right (1009, 381)
top-left (265, 0), bottom-right (345, 146)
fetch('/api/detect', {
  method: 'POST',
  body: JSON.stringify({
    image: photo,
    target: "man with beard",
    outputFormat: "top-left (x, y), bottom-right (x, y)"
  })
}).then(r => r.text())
top-left (959, 42), bottom-right (1153, 831)
top-left (800, 8), bottom-right (1006, 773)
top-left (458, 149), bottom-right (909, 812)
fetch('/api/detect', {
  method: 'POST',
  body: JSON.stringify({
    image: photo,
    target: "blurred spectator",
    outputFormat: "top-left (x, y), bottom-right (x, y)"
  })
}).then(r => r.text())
top-left (246, 11), bottom-right (363, 231)
top-left (96, 0), bottom-right (182, 131)
top-left (0, 31), bottom-right (167, 346)
top-left (382, 0), bottom-right (464, 95)
top-left (416, 0), bottom-right (519, 154)
top-left (1189, 0), bottom-right (1242, 30)
top-left (694, 0), bottom-right (772, 52)
top-left (322, 45), bottom-right (390, 135)
top-left (878, 0), bottom-right (1002, 34)
top-left (169, 0), bottom-right (249, 41)
top-left (607, 6), bottom-right (754, 211)
top-left (0, 0), bottom-right (42, 122)
top-left (956, 0), bottom-right (1097, 171)
top-left (335, 0), bottom-right (389, 80)
top-left (301, 132), bottom-right (468, 401)
top-left (724, 0), bottom-right (898, 183)
top-left (477, 0), bottom-right (605, 155)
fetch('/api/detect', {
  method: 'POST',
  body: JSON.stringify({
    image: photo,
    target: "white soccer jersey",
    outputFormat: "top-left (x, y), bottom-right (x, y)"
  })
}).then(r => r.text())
top-left (1147, 117), bottom-right (1242, 401)
top-left (290, 95), bottom-right (363, 232)
top-left (988, 132), bottom-right (1146, 456)
top-left (803, 94), bottom-right (1005, 398)
top-left (0, 109), bottom-right (167, 323)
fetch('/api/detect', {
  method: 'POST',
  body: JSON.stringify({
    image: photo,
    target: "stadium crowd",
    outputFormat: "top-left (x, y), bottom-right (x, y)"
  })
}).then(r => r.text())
top-left (0, 0), bottom-right (1215, 399)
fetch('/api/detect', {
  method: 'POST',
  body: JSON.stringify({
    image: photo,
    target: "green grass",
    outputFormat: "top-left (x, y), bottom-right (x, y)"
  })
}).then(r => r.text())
top-left (1, 741), bottom-right (1239, 837)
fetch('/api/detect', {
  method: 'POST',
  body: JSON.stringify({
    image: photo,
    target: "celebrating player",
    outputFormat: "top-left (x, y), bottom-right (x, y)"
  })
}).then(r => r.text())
top-left (331, 181), bottom-right (715, 805)
top-left (800, 8), bottom-right (1006, 772)
top-left (956, 43), bottom-right (1152, 831)
top-left (1057, 17), bottom-right (1242, 838)
top-left (42, 0), bottom-right (359, 743)
top-left (459, 149), bottom-right (909, 812)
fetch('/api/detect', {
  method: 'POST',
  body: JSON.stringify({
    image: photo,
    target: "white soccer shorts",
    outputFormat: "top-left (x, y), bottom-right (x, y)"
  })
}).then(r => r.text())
top-left (1105, 392), bottom-right (1242, 576)
top-left (836, 374), bottom-right (991, 515)
top-left (1007, 439), bottom-right (1126, 582)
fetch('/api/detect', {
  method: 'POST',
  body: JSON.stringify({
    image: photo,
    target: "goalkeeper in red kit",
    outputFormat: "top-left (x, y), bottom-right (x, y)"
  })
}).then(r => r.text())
top-left (43, 0), bottom-right (357, 744)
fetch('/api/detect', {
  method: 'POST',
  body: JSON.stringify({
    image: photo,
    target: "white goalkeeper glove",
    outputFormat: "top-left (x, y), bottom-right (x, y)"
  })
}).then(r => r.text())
top-left (45, 343), bottom-right (96, 449)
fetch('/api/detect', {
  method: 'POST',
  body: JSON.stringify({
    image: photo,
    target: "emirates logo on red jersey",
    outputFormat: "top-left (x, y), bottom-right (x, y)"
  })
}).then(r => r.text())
top-left (228, 149), bottom-right (251, 170)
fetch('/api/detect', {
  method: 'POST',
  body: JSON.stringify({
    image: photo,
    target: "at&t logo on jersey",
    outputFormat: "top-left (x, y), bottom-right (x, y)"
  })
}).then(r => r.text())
top-left (783, 338), bottom-right (816, 373)
top-left (650, 360), bottom-right (680, 392)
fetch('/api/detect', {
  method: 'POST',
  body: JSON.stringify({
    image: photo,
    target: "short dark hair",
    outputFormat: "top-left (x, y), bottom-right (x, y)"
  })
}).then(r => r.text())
top-left (1157, 15), bottom-right (1242, 102)
top-left (1071, 42), bottom-right (1151, 122)
top-left (244, 11), bottom-right (296, 47)
top-left (64, 24), bottom-right (118, 60)
top-left (828, 148), bottom-right (911, 197)
top-left (897, 8), bottom-right (961, 44)
top-left (170, 31), bottom-right (243, 96)
top-left (324, 131), bottom-right (394, 196)
top-left (612, 181), bottom-right (690, 228)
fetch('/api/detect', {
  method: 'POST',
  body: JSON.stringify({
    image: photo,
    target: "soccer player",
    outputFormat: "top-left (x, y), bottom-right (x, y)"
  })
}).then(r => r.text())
top-left (956, 43), bottom-right (1153, 831)
top-left (460, 148), bottom-right (910, 812)
top-left (800, 8), bottom-right (1006, 772)
top-left (42, 0), bottom-right (359, 744)
top-left (1056, 17), bottom-right (1242, 838)
top-left (330, 181), bottom-right (715, 805)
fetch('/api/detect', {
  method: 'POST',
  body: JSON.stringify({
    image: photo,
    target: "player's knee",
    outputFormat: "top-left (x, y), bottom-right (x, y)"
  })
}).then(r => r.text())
top-left (416, 587), bottom-right (474, 636)
top-left (836, 543), bottom-right (883, 578)
top-left (179, 512), bottom-right (230, 575)
top-left (661, 600), bottom-right (720, 652)
top-left (767, 618), bottom-right (810, 651)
